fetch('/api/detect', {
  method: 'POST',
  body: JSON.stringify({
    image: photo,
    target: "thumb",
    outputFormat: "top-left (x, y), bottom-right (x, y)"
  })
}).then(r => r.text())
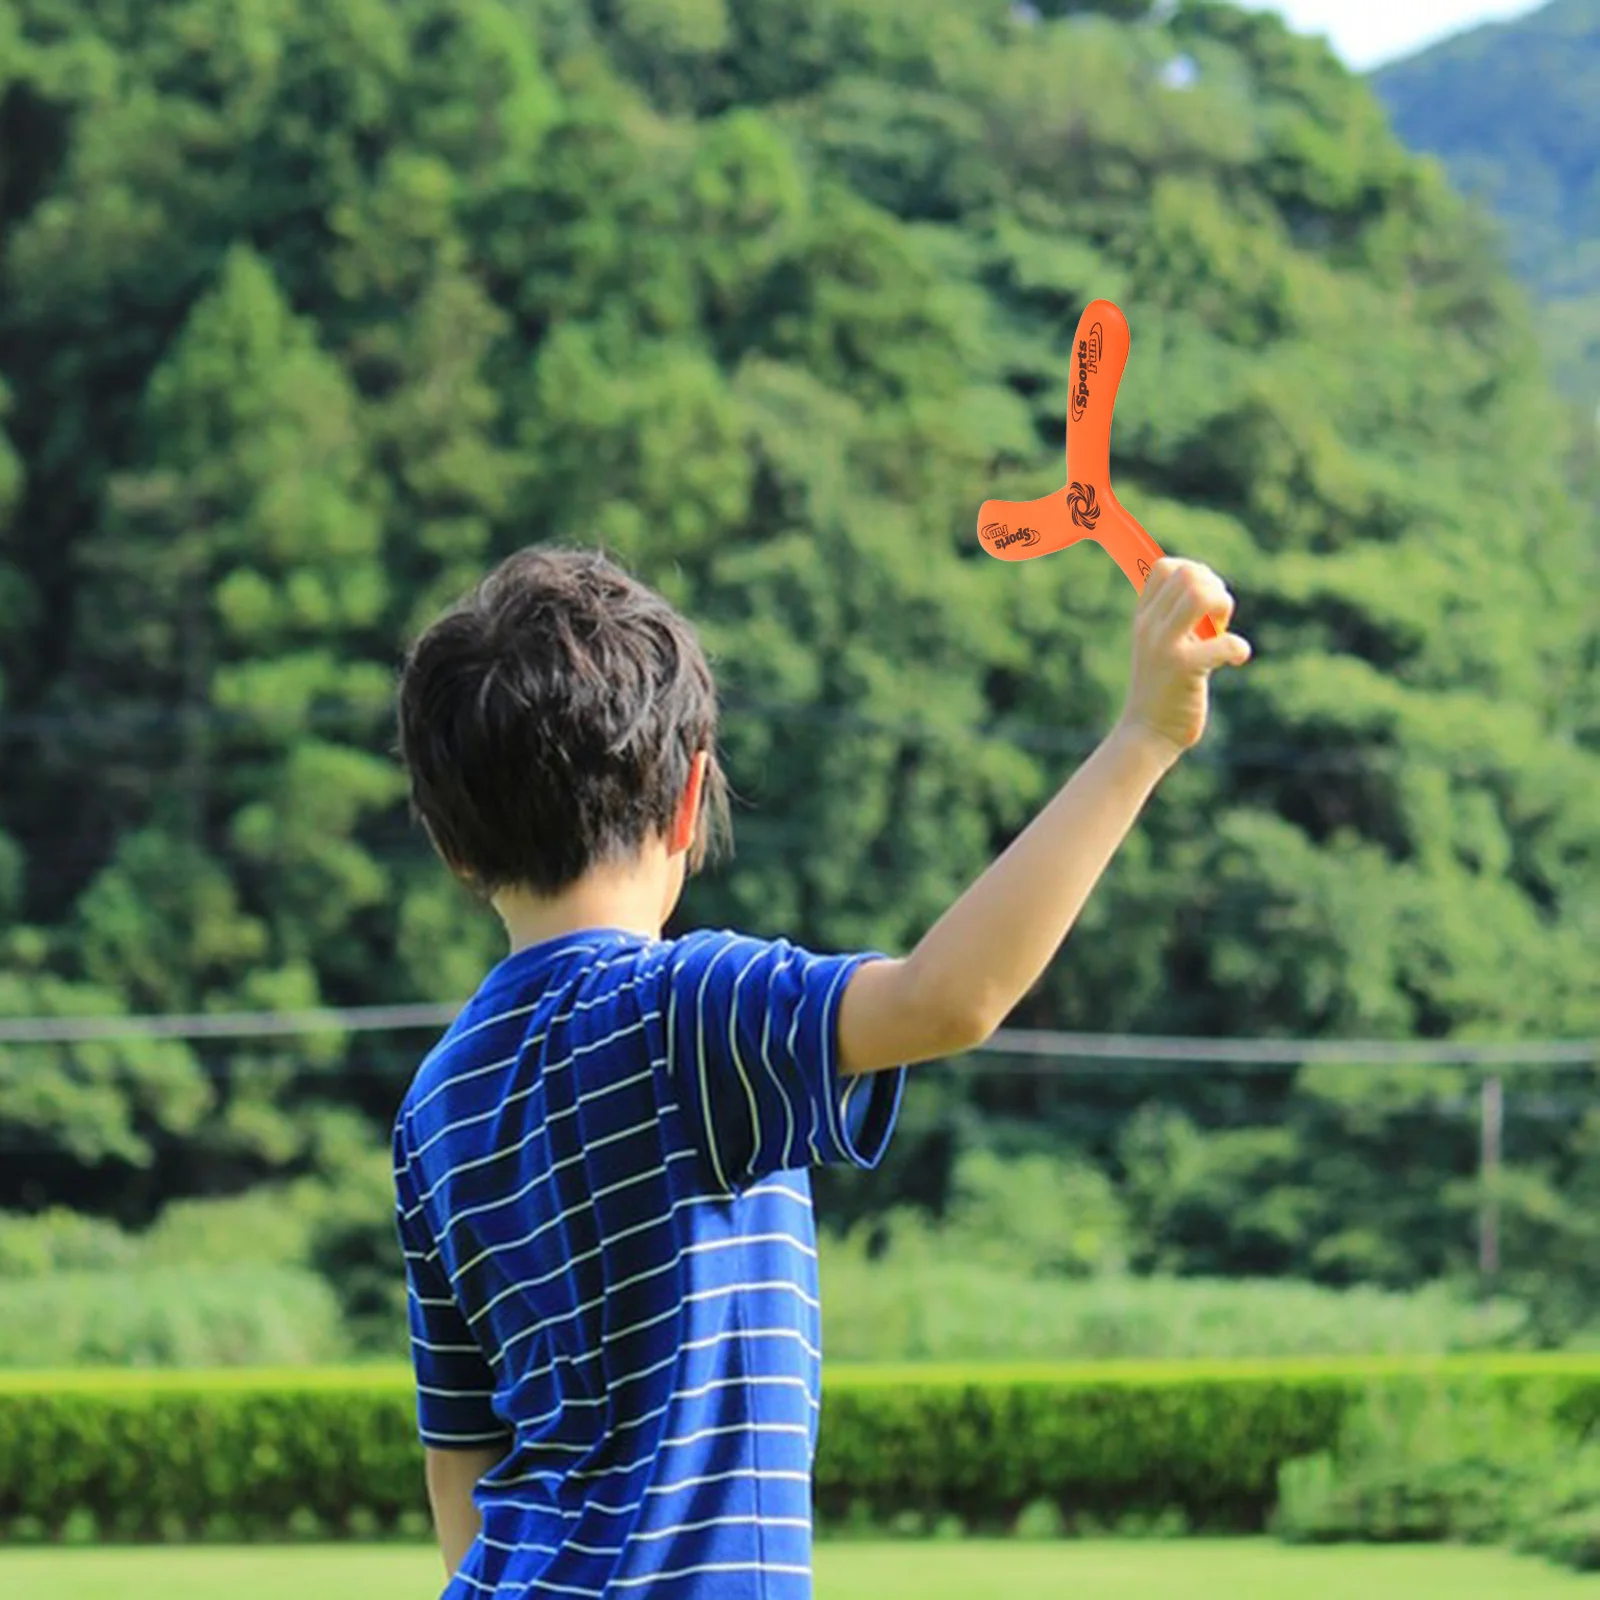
top-left (1186, 632), bottom-right (1253, 673)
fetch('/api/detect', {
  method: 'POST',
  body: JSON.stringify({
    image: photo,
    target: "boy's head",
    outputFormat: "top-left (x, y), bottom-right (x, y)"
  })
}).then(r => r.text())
top-left (397, 547), bottom-right (730, 904)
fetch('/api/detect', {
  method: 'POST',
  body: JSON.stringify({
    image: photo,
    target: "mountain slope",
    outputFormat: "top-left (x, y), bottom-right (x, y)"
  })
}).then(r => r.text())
top-left (1373, 0), bottom-right (1600, 404)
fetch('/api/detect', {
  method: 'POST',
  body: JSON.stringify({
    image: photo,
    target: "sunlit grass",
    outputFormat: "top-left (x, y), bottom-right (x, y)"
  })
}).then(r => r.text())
top-left (4, 1540), bottom-right (1598, 1600)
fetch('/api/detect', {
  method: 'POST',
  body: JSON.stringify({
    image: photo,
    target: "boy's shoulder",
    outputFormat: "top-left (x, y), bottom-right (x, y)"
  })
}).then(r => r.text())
top-left (398, 926), bottom-right (791, 1119)
top-left (401, 931), bottom-right (654, 1106)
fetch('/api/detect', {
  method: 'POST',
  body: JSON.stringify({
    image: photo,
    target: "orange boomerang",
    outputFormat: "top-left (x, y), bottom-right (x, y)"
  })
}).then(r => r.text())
top-left (976, 299), bottom-right (1220, 641)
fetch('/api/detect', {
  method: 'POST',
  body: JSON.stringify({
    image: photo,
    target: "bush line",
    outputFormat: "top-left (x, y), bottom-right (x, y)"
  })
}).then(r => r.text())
top-left (2, 1358), bottom-right (1597, 1542)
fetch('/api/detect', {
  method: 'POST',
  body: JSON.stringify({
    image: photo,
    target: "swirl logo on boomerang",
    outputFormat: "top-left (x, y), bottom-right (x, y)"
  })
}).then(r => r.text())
top-left (981, 521), bottom-right (1040, 552)
top-left (1066, 482), bottom-right (1101, 531)
top-left (1069, 321), bottom-right (1105, 423)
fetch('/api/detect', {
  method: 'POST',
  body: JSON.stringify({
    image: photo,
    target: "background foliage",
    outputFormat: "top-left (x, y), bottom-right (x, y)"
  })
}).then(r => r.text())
top-left (1373, 0), bottom-right (1600, 410)
top-left (0, 0), bottom-right (1596, 1353)
top-left (5, 1358), bottom-right (1600, 1557)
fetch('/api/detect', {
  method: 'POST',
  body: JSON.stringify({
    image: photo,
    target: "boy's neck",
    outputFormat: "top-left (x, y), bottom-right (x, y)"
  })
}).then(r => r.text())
top-left (493, 849), bottom-right (680, 955)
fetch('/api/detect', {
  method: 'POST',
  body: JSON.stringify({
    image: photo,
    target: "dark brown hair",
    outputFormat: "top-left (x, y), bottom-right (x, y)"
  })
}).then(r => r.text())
top-left (397, 547), bottom-right (730, 896)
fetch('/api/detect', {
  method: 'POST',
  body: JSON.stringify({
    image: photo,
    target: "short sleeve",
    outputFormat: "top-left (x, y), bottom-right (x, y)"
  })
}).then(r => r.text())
top-left (393, 1134), bottom-right (508, 1452)
top-left (661, 931), bottom-right (906, 1193)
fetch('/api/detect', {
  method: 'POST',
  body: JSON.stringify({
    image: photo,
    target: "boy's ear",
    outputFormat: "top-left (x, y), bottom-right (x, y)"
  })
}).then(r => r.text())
top-left (668, 751), bottom-right (709, 857)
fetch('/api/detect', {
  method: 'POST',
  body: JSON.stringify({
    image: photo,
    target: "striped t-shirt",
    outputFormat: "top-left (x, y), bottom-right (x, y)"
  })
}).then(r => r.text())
top-left (393, 927), bottom-right (905, 1598)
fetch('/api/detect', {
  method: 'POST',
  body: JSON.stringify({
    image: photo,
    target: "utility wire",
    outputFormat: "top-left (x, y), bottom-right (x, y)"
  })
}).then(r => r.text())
top-left (977, 1033), bottom-right (1599, 1068)
top-left (0, 1003), bottom-right (458, 1045)
top-left (0, 1003), bottom-right (1592, 1069)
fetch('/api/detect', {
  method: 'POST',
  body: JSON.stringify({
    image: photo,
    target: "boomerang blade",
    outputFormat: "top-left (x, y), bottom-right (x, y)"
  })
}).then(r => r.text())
top-left (977, 298), bottom-right (1218, 640)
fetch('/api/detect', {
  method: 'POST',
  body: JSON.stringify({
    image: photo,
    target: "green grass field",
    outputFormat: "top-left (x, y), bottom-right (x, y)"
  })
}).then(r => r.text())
top-left (3, 1541), bottom-right (1599, 1599)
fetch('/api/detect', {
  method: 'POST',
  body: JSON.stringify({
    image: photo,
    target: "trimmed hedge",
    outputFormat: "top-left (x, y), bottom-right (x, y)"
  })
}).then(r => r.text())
top-left (817, 1357), bottom-right (1600, 1529)
top-left (0, 1368), bottom-right (421, 1543)
top-left (2, 1358), bottom-right (1599, 1542)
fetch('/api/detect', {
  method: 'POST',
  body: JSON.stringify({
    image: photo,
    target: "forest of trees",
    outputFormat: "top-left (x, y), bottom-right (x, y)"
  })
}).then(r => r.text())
top-left (0, 0), bottom-right (1597, 1351)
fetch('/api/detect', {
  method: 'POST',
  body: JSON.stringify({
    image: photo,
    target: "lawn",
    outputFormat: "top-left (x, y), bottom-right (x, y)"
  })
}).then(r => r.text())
top-left (4, 1541), bottom-right (1599, 1599)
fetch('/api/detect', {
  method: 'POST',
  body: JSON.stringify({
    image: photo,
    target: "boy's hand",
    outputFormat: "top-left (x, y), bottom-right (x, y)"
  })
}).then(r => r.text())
top-left (1117, 559), bottom-right (1251, 762)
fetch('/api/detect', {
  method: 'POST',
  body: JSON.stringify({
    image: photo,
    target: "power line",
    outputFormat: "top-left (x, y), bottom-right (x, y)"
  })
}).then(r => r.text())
top-left (976, 1032), bottom-right (1599, 1068)
top-left (0, 1003), bottom-right (1592, 1070)
top-left (0, 1003), bottom-right (456, 1044)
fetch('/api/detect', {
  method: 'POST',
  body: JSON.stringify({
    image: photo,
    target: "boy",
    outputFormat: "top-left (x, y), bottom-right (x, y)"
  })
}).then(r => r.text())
top-left (394, 545), bottom-right (1249, 1597)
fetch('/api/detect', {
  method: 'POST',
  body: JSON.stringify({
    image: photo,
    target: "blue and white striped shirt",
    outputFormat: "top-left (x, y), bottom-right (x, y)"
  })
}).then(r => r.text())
top-left (393, 927), bottom-right (905, 1598)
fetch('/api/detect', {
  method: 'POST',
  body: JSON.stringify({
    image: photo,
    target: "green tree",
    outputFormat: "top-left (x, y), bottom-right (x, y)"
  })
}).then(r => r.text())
top-left (48, 248), bottom-right (396, 1199)
top-left (0, 0), bottom-right (1593, 1318)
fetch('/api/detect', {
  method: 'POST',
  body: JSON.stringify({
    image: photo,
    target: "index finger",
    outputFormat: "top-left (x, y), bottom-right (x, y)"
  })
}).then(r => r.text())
top-left (1146, 561), bottom-right (1231, 634)
top-left (1140, 557), bottom-right (1190, 602)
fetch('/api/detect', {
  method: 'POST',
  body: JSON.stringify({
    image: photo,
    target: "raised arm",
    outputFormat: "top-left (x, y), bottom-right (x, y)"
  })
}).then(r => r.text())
top-left (837, 558), bottom-right (1250, 1075)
